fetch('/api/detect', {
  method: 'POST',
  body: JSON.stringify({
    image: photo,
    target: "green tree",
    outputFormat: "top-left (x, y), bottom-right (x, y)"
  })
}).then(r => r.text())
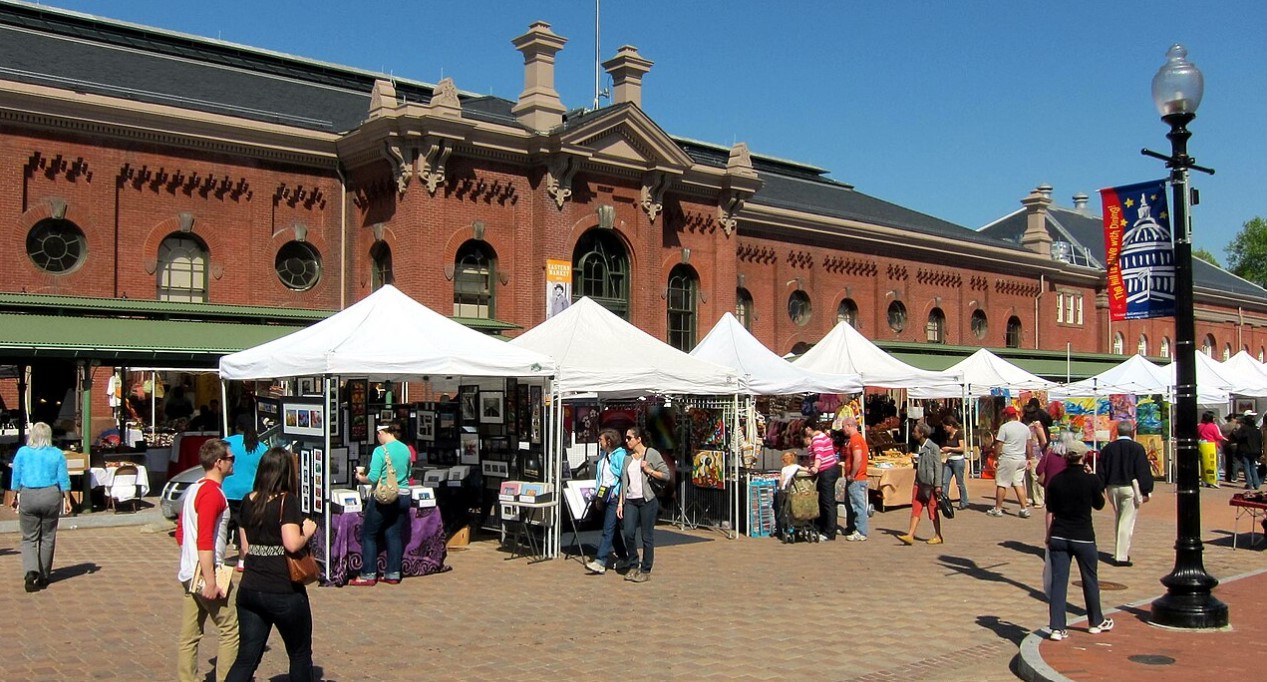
top-left (1226, 217), bottom-right (1267, 287)
top-left (1193, 247), bottom-right (1220, 267)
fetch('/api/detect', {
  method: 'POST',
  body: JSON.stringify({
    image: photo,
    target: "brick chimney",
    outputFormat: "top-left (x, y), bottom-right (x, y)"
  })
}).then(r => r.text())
top-left (1020, 184), bottom-right (1053, 256)
top-left (602, 45), bottom-right (653, 108)
top-left (511, 21), bottom-right (567, 132)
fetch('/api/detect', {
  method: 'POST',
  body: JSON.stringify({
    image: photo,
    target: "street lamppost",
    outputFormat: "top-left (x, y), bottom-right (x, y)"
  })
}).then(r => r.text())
top-left (1142, 44), bottom-right (1227, 629)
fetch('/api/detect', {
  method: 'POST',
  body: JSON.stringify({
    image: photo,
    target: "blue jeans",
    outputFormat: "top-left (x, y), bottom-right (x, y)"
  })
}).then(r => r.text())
top-left (360, 496), bottom-right (410, 580)
top-left (622, 496), bottom-right (659, 573)
top-left (593, 501), bottom-right (628, 564)
top-left (1238, 453), bottom-right (1263, 489)
top-left (846, 479), bottom-right (869, 537)
top-left (942, 459), bottom-right (968, 507)
top-left (226, 587), bottom-right (313, 682)
top-left (1047, 537), bottom-right (1104, 631)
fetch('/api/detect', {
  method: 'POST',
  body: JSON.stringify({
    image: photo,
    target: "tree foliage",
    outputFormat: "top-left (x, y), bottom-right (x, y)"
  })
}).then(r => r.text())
top-left (1193, 248), bottom-right (1220, 267)
top-left (1226, 217), bottom-right (1267, 287)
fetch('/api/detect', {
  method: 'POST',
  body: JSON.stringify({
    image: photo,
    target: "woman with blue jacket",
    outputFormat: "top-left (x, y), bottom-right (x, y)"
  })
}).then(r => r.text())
top-left (9, 422), bottom-right (73, 592)
top-left (585, 429), bottom-right (630, 575)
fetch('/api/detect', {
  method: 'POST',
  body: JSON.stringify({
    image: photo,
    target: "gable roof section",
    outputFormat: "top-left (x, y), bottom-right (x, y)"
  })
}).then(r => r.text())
top-left (555, 103), bottom-right (695, 172)
top-left (0, 1), bottom-right (513, 133)
top-left (980, 203), bottom-right (1267, 302)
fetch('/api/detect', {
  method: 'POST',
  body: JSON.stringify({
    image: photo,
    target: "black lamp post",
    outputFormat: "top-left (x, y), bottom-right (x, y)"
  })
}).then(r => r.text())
top-left (1142, 44), bottom-right (1227, 630)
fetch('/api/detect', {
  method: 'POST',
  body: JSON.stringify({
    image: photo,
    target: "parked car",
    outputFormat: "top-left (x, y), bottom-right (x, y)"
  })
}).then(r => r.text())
top-left (159, 466), bottom-right (203, 519)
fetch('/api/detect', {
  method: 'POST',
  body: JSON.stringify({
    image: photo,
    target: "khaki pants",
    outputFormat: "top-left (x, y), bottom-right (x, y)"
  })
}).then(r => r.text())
top-left (1107, 485), bottom-right (1139, 562)
top-left (178, 579), bottom-right (239, 682)
top-left (1025, 460), bottom-right (1045, 507)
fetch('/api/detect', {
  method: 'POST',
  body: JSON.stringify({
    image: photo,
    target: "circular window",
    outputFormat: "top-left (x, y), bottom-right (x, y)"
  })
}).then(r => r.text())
top-left (27, 218), bottom-right (86, 273)
top-left (788, 290), bottom-right (812, 327)
top-left (887, 301), bottom-right (907, 333)
top-left (275, 241), bottom-right (322, 291)
top-left (970, 309), bottom-right (988, 340)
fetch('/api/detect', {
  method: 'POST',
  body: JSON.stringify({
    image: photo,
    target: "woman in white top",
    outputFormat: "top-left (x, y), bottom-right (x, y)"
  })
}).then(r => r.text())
top-left (617, 426), bottom-right (670, 583)
top-left (584, 429), bottom-right (630, 575)
top-left (940, 416), bottom-right (969, 510)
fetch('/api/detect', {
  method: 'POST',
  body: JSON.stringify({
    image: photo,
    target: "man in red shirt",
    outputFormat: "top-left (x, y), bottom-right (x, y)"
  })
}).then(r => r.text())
top-left (841, 417), bottom-right (870, 541)
top-left (175, 439), bottom-right (238, 682)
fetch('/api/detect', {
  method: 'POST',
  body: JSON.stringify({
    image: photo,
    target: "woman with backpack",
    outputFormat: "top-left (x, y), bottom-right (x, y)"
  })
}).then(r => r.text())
top-left (350, 423), bottom-right (411, 586)
top-left (618, 426), bottom-right (670, 583)
top-left (584, 429), bottom-right (630, 574)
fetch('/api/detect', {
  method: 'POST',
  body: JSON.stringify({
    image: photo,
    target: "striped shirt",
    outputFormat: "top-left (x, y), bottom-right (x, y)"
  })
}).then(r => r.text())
top-left (810, 431), bottom-right (837, 471)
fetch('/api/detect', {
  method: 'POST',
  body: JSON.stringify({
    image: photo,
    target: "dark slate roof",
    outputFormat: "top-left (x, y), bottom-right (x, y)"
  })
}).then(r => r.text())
top-left (752, 172), bottom-right (1016, 248)
top-left (675, 137), bottom-right (833, 182)
top-left (0, 1), bottom-right (513, 132)
top-left (980, 202), bottom-right (1267, 302)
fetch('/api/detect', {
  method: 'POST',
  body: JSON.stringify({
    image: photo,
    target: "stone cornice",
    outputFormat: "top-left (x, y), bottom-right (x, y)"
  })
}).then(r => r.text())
top-left (0, 79), bottom-right (340, 168)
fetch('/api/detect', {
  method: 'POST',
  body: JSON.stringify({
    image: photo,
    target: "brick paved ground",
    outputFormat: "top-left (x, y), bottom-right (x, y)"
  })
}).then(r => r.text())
top-left (0, 479), bottom-right (1262, 682)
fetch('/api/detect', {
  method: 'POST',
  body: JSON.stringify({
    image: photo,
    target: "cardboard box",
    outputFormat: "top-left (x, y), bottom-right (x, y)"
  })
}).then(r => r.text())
top-left (446, 525), bottom-right (470, 548)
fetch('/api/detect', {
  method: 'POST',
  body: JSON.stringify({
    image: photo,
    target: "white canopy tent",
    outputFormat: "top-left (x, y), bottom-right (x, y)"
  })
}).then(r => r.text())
top-left (908, 348), bottom-right (1055, 399)
top-left (219, 285), bottom-right (561, 561)
top-left (1188, 352), bottom-right (1235, 405)
top-left (1218, 351), bottom-right (1267, 398)
top-left (793, 321), bottom-right (960, 388)
top-left (509, 297), bottom-right (739, 397)
top-left (1048, 354), bottom-right (1172, 400)
top-left (690, 313), bottom-right (863, 395)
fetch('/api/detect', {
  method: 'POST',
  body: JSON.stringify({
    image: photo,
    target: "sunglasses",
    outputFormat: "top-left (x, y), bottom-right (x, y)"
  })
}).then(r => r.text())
top-left (625, 435), bottom-right (637, 441)
top-left (219, 455), bottom-right (235, 462)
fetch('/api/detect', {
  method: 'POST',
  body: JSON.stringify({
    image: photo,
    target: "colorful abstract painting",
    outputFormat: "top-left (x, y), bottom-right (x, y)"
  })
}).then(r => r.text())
top-left (692, 450), bottom-right (726, 489)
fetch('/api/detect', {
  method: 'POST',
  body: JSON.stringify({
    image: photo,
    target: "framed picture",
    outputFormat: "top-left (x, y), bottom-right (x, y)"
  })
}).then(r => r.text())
top-left (504, 378), bottom-right (518, 436)
top-left (329, 447), bottom-right (350, 485)
top-left (327, 383), bottom-right (341, 441)
top-left (281, 398), bottom-right (325, 438)
top-left (459, 385), bottom-right (480, 424)
top-left (297, 377), bottom-right (323, 396)
top-left (347, 379), bottom-right (369, 441)
top-left (300, 449), bottom-right (312, 514)
top-left (379, 409), bottom-right (394, 423)
top-left (481, 460), bottom-right (509, 477)
top-left (417, 410), bottom-right (436, 441)
top-left (516, 383), bottom-right (530, 435)
top-left (480, 391), bottom-right (504, 424)
top-left (529, 385), bottom-right (543, 444)
top-left (460, 432), bottom-right (480, 465)
top-left (256, 397), bottom-right (280, 433)
top-left (312, 448), bottom-right (324, 513)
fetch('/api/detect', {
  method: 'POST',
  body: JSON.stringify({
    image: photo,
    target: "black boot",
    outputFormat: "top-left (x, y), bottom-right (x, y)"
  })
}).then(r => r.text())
top-left (24, 571), bottom-right (40, 593)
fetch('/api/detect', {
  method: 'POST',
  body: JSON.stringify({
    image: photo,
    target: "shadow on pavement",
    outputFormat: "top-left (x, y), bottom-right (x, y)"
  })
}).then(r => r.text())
top-left (975, 614), bottom-right (1029, 645)
top-left (50, 562), bottom-right (101, 583)
top-left (939, 554), bottom-right (1068, 609)
top-left (998, 539), bottom-right (1044, 559)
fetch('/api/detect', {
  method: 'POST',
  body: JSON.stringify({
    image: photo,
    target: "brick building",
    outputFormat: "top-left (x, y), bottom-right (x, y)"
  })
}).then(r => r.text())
top-left (2, 2), bottom-right (1266, 436)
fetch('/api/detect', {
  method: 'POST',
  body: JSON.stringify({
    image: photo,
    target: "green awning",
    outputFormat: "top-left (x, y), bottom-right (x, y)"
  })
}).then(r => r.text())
top-left (0, 312), bottom-right (305, 365)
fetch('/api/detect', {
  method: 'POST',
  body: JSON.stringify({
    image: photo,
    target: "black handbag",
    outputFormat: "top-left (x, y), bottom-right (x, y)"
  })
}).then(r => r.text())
top-left (937, 492), bottom-right (955, 519)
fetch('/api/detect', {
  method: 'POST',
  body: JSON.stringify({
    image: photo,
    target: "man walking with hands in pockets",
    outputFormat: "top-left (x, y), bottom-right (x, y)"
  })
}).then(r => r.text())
top-left (1097, 421), bottom-right (1153, 567)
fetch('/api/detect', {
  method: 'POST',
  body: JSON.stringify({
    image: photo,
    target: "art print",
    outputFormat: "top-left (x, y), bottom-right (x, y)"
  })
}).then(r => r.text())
top-left (529, 385), bottom-right (542, 445)
top-left (460, 432), bottom-right (480, 465)
top-left (348, 379), bottom-right (369, 441)
top-left (480, 391), bottom-right (505, 424)
top-left (417, 411), bottom-right (436, 441)
top-left (330, 447), bottom-right (350, 485)
top-left (312, 448), bottom-right (324, 513)
top-left (281, 399), bottom-right (325, 438)
top-left (459, 385), bottom-right (480, 423)
top-left (692, 450), bottom-right (726, 490)
top-left (573, 405), bottom-right (599, 443)
top-left (300, 449), bottom-right (312, 514)
top-left (504, 378), bottom-right (518, 436)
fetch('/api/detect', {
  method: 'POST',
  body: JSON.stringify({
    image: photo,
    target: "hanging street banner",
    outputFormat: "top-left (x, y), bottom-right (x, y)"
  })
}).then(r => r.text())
top-left (1100, 179), bottom-right (1175, 321)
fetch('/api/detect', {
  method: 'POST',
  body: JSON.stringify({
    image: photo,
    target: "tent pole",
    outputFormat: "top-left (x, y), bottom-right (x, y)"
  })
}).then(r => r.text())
top-left (731, 392), bottom-right (739, 540)
top-left (220, 380), bottom-right (229, 436)
top-left (323, 377), bottom-right (334, 577)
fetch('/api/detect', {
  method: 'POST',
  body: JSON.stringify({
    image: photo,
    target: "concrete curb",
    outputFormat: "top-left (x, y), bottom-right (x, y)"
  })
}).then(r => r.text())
top-left (0, 506), bottom-right (169, 534)
top-left (1017, 566), bottom-right (1267, 681)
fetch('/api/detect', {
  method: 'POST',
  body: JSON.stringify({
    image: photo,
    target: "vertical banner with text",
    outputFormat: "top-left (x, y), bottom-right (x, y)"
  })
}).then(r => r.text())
top-left (546, 258), bottom-right (572, 319)
top-left (1100, 179), bottom-right (1175, 321)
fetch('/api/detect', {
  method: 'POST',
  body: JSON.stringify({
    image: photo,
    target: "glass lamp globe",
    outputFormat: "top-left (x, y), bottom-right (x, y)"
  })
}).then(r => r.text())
top-left (1152, 44), bottom-right (1203, 117)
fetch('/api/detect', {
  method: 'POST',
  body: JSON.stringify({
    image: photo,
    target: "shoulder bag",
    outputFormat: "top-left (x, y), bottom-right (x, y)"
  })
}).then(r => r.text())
top-left (281, 494), bottom-right (320, 585)
top-left (937, 490), bottom-right (955, 519)
top-left (372, 448), bottom-right (401, 504)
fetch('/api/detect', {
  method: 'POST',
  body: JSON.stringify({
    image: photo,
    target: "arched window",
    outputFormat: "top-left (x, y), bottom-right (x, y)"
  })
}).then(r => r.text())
top-left (275, 241), bottom-right (322, 291)
top-left (1161, 337), bottom-right (1172, 359)
top-left (926, 307), bottom-right (946, 344)
top-left (836, 298), bottom-right (859, 329)
top-left (666, 264), bottom-right (699, 351)
top-left (1112, 332), bottom-right (1125, 355)
top-left (1259, 347), bottom-right (1265, 363)
top-left (736, 288), bottom-right (754, 330)
top-left (788, 290), bottom-right (811, 326)
top-left (453, 240), bottom-right (496, 318)
top-left (27, 218), bottom-right (86, 274)
top-left (1005, 316), bottom-right (1022, 348)
top-left (370, 241), bottom-right (393, 291)
top-left (1137, 334), bottom-right (1149, 356)
top-left (887, 301), bottom-right (907, 333)
top-left (1202, 334), bottom-right (1215, 356)
top-left (970, 309), bottom-right (988, 340)
top-left (156, 233), bottom-right (208, 302)
top-left (572, 229), bottom-right (630, 318)
top-left (1223, 343), bottom-right (1232, 361)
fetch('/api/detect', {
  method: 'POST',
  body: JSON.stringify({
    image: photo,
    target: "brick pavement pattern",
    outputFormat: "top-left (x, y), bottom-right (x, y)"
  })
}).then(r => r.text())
top-left (1, 480), bottom-right (1262, 681)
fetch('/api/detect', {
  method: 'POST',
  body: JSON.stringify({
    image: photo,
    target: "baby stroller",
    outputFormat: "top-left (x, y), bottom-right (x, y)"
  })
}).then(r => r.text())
top-left (778, 471), bottom-right (821, 543)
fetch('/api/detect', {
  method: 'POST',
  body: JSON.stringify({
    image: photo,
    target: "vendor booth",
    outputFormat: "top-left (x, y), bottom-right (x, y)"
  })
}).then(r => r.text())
top-left (689, 312), bottom-right (863, 536)
top-left (219, 285), bottom-right (557, 579)
top-left (510, 298), bottom-right (740, 550)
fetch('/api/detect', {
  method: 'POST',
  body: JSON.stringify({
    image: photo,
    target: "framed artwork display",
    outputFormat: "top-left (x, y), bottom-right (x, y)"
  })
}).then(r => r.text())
top-left (347, 379), bottom-right (368, 442)
top-left (480, 391), bottom-right (505, 424)
top-left (417, 410), bottom-right (436, 441)
top-left (460, 432), bottom-right (480, 465)
top-left (504, 378), bottom-right (518, 436)
top-left (281, 398), bottom-right (325, 439)
top-left (459, 385), bottom-right (480, 424)
top-left (516, 383), bottom-right (530, 435)
top-left (297, 377), bottom-right (322, 396)
top-left (329, 447), bottom-right (350, 486)
top-left (327, 383), bottom-right (341, 441)
top-left (529, 385), bottom-right (543, 444)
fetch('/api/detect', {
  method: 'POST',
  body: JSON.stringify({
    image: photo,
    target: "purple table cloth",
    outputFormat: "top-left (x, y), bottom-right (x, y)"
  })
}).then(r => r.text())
top-left (313, 506), bottom-right (449, 586)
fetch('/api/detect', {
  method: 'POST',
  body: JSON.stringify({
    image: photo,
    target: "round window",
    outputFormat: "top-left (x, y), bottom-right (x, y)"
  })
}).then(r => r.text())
top-left (275, 241), bottom-right (322, 291)
top-left (887, 301), bottom-right (907, 333)
top-left (27, 218), bottom-right (86, 273)
top-left (788, 290), bottom-right (812, 327)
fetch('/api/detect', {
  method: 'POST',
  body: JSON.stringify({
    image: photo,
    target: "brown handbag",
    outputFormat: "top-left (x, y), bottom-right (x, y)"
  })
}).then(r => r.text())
top-left (281, 494), bottom-right (319, 585)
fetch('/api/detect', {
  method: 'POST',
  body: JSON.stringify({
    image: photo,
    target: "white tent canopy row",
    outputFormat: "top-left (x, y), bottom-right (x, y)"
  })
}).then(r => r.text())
top-left (689, 313), bottom-right (864, 395)
top-left (907, 348), bottom-right (1055, 399)
top-left (1047, 352), bottom-right (1237, 405)
top-left (793, 320), bottom-right (961, 388)
top-left (510, 297), bottom-right (739, 398)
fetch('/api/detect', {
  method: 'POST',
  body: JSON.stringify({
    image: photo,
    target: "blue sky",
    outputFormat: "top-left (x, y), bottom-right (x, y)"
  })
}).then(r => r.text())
top-left (32, 0), bottom-right (1267, 258)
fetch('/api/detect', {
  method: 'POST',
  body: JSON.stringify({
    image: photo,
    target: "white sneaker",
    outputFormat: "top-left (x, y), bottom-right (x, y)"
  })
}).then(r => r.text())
top-left (1088, 618), bottom-right (1114, 634)
top-left (1049, 629), bottom-right (1068, 641)
top-left (1019, 508), bottom-right (1032, 518)
top-left (845, 532), bottom-right (868, 542)
top-left (986, 508), bottom-right (1004, 517)
top-left (584, 559), bottom-right (606, 574)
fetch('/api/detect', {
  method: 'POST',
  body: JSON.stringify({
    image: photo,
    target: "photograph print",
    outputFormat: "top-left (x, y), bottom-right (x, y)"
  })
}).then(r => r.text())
top-left (479, 391), bottom-right (504, 424)
top-left (417, 410), bottom-right (436, 441)
top-left (459, 385), bottom-right (480, 423)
